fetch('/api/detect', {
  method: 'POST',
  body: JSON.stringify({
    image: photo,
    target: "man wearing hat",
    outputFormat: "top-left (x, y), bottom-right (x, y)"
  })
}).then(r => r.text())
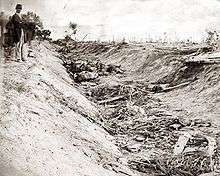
top-left (11, 4), bottom-right (25, 61)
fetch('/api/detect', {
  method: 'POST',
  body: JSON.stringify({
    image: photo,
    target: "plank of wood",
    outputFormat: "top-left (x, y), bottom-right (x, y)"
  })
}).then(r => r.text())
top-left (186, 60), bottom-right (220, 64)
top-left (198, 172), bottom-right (216, 176)
top-left (162, 81), bottom-right (191, 92)
top-left (206, 136), bottom-right (217, 156)
top-left (98, 95), bottom-right (125, 105)
top-left (105, 104), bottom-right (120, 108)
top-left (174, 132), bottom-right (192, 155)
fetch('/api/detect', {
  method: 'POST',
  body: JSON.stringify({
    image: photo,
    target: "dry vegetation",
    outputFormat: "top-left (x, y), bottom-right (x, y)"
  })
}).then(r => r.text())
top-left (53, 36), bottom-right (220, 176)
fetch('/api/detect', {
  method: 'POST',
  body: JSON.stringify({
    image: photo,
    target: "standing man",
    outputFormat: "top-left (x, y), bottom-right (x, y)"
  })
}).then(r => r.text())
top-left (11, 4), bottom-right (25, 61)
top-left (0, 12), bottom-right (6, 49)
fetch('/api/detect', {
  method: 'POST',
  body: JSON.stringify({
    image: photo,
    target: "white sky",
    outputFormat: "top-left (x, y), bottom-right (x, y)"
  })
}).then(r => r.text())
top-left (1, 0), bottom-right (220, 41)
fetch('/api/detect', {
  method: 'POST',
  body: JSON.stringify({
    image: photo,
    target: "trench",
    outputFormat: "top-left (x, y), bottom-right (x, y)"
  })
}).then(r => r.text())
top-left (54, 39), bottom-right (220, 176)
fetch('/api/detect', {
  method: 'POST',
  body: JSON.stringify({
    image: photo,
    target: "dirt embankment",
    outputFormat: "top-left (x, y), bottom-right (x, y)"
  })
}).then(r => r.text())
top-left (1, 39), bottom-right (219, 176)
top-left (0, 42), bottom-right (136, 176)
top-left (56, 39), bottom-right (220, 176)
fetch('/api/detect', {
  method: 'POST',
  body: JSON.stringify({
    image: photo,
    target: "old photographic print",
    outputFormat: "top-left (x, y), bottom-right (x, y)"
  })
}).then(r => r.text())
top-left (0, 0), bottom-right (220, 176)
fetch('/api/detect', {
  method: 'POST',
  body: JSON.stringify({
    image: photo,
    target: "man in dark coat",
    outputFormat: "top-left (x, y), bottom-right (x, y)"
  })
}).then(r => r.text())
top-left (23, 22), bottom-right (36, 46)
top-left (0, 12), bottom-right (7, 49)
top-left (3, 16), bottom-right (14, 61)
top-left (11, 4), bottom-right (25, 61)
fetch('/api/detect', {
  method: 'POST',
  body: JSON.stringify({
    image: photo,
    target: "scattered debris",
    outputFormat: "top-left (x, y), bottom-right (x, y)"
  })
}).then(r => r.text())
top-left (74, 71), bottom-right (98, 83)
top-left (53, 39), bottom-right (220, 176)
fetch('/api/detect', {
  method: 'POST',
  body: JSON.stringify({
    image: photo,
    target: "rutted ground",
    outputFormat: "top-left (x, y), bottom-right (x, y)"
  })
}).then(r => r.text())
top-left (56, 39), bottom-right (220, 176)
top-left (0, 42), bottom-right (135, 176)
top-left (0, 39), bottom-right (219, 176)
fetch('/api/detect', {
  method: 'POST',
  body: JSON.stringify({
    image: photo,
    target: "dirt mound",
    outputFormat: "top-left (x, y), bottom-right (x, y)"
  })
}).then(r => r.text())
top-left (0, 42), bottom-right (135, 176)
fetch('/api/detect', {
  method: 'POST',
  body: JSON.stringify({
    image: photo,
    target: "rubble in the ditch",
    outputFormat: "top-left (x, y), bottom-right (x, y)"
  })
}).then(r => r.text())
top-left (65, 60), bottom-right (123, 83)
top-left (129, 150), bottom-right (219, 176)
top-left (87, 81), bottom-right (220, 176)
top-left (54, 39), bottom-right (220, 176)
top-left (54, 39), bottom-right (125, 82)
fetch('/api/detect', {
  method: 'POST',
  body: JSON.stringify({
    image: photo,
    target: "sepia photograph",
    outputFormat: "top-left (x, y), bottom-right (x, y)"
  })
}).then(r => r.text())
top-left (0, 0), bottom-right (220, 176)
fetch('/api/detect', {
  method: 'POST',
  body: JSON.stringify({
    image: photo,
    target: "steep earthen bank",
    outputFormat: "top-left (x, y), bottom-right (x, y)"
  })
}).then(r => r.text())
top-left (56, 40), bottom-right (220, 176)
top-left (0, 42), bottom-right (135, 176)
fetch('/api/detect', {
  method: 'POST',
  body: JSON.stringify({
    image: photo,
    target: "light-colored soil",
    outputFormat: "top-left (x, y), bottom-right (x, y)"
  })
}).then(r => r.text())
top-left (0, 40), bottom-right (219, 176)
top-left (58, 40), bottom-right (219, 175)
top-left (0, 42), bottom-right (135, 176)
